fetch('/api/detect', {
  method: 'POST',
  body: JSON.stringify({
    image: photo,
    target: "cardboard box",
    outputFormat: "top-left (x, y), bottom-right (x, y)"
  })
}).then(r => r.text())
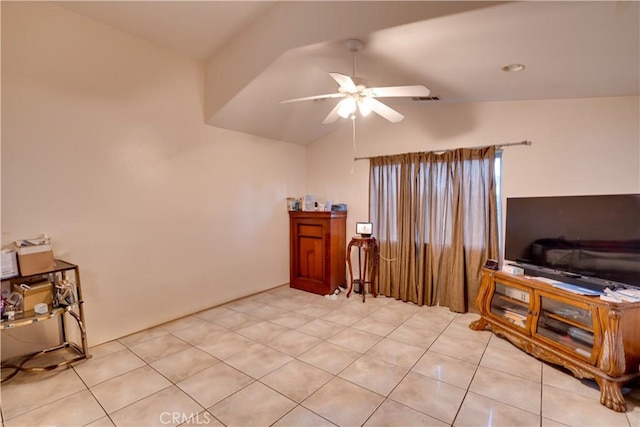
top-left (14, 244), bottom-right (56, 276)
top-left (13, 280), bottom-right (53, 312)
top-left (502, 264), bottom-right (524, 276)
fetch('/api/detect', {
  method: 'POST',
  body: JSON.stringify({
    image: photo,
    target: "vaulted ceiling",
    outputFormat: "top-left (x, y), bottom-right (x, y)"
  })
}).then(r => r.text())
top-left (57, 1), bottom-right (639, 145)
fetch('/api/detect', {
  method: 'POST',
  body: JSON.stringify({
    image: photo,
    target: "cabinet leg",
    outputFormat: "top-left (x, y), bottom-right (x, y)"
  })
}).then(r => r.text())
top-left (469, 317), bottom-right (488, 331)
top-left (595, 378), bottom-right (627, 412)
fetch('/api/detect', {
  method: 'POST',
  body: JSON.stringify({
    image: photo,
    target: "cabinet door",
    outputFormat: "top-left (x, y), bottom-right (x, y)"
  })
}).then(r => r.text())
top-left (533, 292), bottom-right (598, 364)
top-left (297, 230), bottom-right (324, 281)
top-left (489, 281), bottom-right (532, 330)
top-left (291, 221), bottom-right (327, 290)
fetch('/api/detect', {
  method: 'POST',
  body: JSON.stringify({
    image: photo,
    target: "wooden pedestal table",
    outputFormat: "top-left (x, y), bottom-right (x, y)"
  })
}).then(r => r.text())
top-left (346, 237), bottom-right (379, 302)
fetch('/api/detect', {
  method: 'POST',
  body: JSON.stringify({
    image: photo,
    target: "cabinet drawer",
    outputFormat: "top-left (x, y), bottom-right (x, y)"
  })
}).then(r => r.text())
top-left (297, 224), bottom-right (323, 238)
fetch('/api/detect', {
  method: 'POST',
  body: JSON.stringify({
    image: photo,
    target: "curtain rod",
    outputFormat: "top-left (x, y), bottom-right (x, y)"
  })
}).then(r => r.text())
top-left (353, 140), bottom-right (532, 161)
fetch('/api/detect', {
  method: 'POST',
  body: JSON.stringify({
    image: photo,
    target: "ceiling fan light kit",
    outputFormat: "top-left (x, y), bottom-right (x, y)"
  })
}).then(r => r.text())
top-left (281, 39), bottom-right (431, 124)
top-left (337, 93), bottom-right (374, 119)
top-left (358, 97), bottom-right (373, 116)
top-left (337, 96), bottom-right (357, 118)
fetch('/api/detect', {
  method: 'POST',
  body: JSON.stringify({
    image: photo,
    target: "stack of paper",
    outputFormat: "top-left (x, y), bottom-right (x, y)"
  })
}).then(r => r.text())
top-left (15, 234), bottom-right (50, 247)
top-left (601, 288), bottom-right (640, 303)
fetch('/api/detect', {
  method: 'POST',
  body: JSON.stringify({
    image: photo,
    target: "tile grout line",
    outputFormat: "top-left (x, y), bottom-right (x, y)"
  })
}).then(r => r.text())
top-left (358, 311), bottom-right (458, 426)
top-left (6, 285), bottom-right (625, 426)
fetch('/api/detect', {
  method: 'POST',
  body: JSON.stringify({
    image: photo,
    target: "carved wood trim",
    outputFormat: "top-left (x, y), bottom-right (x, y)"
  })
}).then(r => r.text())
top-left (474, 273), bottom-right (492, 312)
top-left (598, 308), bottom-right (626, 377)
top-left (469, 317), bottom-right (488, 331)
top-left (488, 321), bottom-right (595, 379)
top-left (596, 377), bottom-right (628, 412)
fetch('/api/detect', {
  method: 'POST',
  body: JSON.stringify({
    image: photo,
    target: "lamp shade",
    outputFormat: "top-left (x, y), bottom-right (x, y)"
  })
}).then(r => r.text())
top-left (358, 97), bottom-right (373, 116)
top-left (337, 97), bottom-right (357, 118)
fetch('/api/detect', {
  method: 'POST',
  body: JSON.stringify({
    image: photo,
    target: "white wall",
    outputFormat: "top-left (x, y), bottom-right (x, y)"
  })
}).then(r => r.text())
top-left (307, 97), bottom-right (640, 243)
top-left (1, 2), bottom-right (306, 357)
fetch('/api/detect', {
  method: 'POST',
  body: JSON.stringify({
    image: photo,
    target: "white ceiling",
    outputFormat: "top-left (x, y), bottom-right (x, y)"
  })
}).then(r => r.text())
top-left (57, 1), bottom-right (639, 145)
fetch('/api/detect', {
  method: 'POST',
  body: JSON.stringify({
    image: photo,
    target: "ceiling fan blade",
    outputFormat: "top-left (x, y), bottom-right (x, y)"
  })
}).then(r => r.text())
top-left (322, 101), bottom-right (342, 124)
top-left (329, 72), bottom-right (358, 92)
top-left (280, 93), bottom-right (343, 104)
top-left (369, 98), bottom-right (404, 123)
top-left (370, 85), bottom-right (430, 98)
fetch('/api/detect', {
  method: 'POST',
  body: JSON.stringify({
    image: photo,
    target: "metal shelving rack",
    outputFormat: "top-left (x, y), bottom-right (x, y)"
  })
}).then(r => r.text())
top-left (1, 260), bottom-right (90, 382)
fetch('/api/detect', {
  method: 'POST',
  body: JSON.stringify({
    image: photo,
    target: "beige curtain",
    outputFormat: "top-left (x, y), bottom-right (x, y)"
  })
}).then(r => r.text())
top-left (369, 146), bottom-right (499, 312)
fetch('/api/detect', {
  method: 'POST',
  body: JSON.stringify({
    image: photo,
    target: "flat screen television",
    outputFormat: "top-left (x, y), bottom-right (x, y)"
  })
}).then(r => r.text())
top-left (504, 194), bottom-right (640, 290)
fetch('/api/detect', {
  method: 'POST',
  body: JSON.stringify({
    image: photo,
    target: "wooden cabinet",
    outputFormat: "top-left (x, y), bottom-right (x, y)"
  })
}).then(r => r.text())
top-left (470, 269), bottom-right (640, 412)
top-left (289, 211), bottom-right (347, 295)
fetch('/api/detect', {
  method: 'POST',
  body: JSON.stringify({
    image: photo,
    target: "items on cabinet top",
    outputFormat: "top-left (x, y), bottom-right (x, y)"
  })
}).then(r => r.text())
top-left (1, 259), bottom-right (78, 323)
top-left (2, 234), bottom-right (56, 278)
top-left (286, 195), bottom-right (346, 213)
top-left (500, 261), bottom-right (640, 302)
top-left (525, 274), bottom-right (640, 302)
top-left (532, 277), bottom-right (604, 296)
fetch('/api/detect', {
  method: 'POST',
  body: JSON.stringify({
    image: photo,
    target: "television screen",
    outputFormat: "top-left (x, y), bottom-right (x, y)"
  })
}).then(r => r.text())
top-left (504, 194), bottom-right (640, 287)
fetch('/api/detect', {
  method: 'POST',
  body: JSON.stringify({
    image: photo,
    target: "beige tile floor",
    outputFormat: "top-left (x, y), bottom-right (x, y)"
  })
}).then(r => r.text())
top-left (1, 285), bottom-right (639, 427)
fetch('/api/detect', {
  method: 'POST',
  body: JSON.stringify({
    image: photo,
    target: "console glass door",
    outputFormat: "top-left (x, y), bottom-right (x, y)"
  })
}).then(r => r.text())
top-left (490, 281), bottom-right (531, 329)
top-left (535, 294), bottom-right (596, 362)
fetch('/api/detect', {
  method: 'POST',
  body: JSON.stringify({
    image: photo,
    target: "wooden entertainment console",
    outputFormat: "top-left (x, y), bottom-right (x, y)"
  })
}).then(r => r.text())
top-left (470, 268), bottom-right (640, 412)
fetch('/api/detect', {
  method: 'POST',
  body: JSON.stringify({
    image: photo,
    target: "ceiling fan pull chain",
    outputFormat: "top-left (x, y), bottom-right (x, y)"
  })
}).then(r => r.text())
top-left (351, 115), bottom-right (357, 174)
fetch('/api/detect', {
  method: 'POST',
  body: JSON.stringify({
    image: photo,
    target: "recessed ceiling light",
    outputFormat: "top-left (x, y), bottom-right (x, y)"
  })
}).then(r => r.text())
top-left (502, 63), bottom-right (526, 72)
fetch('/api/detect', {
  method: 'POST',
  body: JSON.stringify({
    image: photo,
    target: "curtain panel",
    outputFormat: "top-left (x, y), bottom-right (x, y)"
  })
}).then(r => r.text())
top-left (369, 146), bottom-right (499, 312)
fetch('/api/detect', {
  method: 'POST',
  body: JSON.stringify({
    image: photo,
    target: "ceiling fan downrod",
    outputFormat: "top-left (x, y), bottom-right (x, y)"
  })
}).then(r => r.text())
top-left (345, 39), bottom-right (364, 77)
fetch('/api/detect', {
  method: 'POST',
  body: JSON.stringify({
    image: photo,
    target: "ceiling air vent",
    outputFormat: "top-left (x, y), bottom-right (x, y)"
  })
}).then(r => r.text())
top-left (411, 96), bottom-right (440, 101)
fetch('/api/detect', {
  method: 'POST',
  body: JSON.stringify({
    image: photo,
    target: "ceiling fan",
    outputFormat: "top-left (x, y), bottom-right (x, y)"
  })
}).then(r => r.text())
top-left (280, 39), bottom-right (431, 124)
